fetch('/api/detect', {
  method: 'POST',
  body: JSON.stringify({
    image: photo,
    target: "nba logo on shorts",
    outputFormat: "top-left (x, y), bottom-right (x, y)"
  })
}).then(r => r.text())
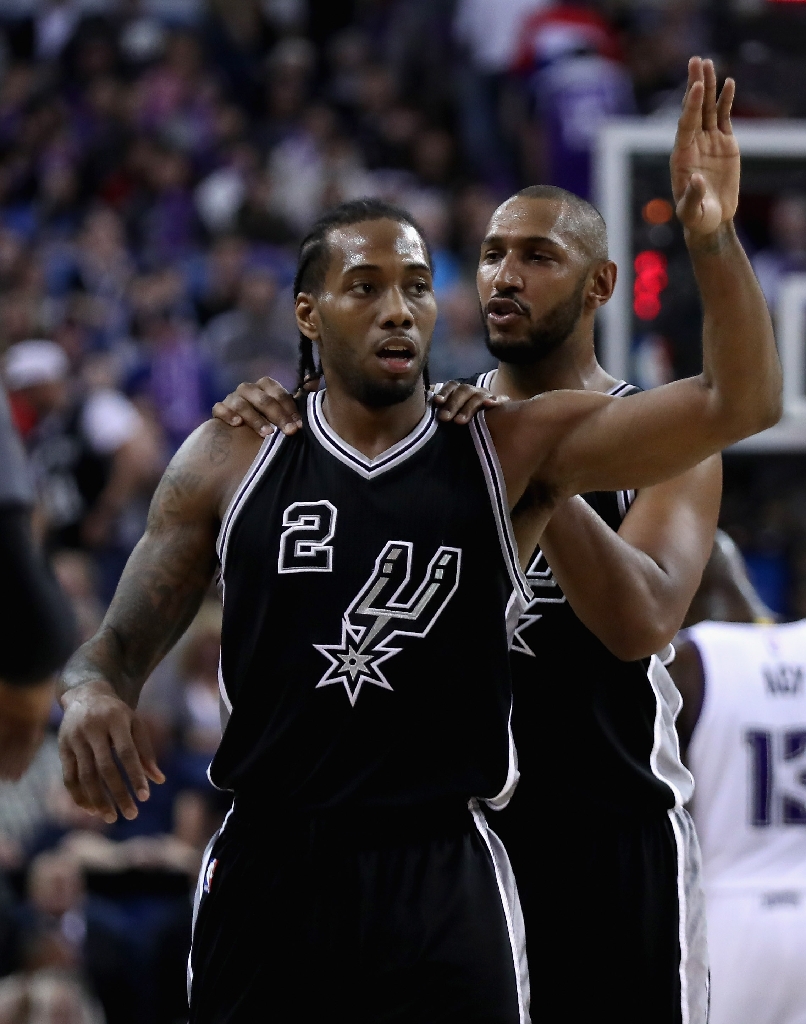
top-left (203, 858), bottom-right (218, 895)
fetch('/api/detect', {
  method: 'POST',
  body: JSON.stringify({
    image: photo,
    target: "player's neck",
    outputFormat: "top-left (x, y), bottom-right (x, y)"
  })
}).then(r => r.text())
top-left (320, 383), bottom-right (428, 460)
top-left (492, 338), bottom-right (619, 401)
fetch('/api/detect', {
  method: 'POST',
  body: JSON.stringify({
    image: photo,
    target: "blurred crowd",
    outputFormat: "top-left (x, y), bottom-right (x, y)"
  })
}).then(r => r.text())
top-left (0, 1), bottom-right (805, 1021)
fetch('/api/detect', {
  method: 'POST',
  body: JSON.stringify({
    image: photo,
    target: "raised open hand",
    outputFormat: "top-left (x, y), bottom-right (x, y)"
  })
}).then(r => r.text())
top-left (671, 57), bottom-right (739, 238)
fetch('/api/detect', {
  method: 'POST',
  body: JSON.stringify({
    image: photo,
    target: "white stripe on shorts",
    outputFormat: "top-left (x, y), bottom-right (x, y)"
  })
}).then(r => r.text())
top-left (187, 804), bottom-right (234, 1003)
top-left (470, 802), bottom-right (530, 1024)
top-left (669, 805), bottom-right (710, 1024)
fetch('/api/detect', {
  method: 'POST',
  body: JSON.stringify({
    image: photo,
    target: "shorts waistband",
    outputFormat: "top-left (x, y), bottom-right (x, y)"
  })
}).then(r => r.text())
top-left (228, 796), bottom-right (475, 846)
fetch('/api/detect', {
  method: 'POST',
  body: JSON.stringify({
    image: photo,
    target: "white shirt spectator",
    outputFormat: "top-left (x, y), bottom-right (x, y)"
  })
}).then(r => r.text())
top-left (80, 389), bottom-right (141, 458)
top-left (454, 0), bottom-right (551, 72)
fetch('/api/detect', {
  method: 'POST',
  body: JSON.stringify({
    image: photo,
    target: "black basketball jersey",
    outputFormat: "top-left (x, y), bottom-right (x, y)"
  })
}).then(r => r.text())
top-left (209, 390), bottom-right (532, 812)
top-left (471, 371), bottom-right (685, 815)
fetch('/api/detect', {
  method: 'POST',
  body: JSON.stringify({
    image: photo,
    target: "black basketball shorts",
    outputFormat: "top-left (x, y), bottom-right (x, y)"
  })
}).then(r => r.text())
top-left (187, 799), bottom-right (529, 1024)
top-left (492, 797), bottom-right (709, 1024)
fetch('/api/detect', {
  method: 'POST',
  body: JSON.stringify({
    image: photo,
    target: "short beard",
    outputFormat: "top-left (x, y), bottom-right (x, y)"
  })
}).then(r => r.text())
top-left (351, 375), bottom-right (422, 408)
top-left (484, 276), bottom-right (586, 366)
top-left (338, 356), bottom-right (427, 408)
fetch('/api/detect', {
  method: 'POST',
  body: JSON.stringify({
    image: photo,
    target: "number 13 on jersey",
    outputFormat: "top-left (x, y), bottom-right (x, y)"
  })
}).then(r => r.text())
top-left (746, 728), bottom-right (806, 826)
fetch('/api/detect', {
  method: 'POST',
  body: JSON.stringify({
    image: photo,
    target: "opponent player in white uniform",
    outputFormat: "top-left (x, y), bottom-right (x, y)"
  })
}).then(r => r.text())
top-left (671, 531), bottom-right (806, 1024)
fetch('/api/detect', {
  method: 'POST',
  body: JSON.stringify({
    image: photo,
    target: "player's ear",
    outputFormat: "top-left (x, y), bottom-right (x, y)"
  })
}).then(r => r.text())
top-left (586, 260), bottom-right (617, 310)
top-left (295, 292), bottom-right (320, 342)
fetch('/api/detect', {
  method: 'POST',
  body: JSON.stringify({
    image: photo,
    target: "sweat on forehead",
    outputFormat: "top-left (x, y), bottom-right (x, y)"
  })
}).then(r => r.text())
top-left (490, 187), bottom-right (609, 264)
top-left (293, 198), bottom-right (432, 297)
top-left (329, 220), bottom-right (429, 268)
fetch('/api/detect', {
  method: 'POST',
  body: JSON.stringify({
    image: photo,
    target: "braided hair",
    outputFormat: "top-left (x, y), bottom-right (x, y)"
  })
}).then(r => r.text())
top-left (293, 199), bottom-right (433, 392)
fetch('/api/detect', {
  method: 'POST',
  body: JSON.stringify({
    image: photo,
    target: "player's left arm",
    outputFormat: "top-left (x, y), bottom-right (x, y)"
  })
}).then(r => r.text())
top-left (537, 455), bottom-right (721, 661)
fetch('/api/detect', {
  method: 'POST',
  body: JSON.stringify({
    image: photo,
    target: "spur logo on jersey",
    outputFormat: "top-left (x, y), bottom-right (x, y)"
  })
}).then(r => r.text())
top-left (314, 541), bottom-right (462, 705)
top-left (511, 549), bottom-right (567, 657)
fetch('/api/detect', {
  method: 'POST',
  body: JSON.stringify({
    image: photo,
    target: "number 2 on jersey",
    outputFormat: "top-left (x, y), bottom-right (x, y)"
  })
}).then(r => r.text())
top-left (278, 500), bottom-right (337, 573)
top-left (746, 728), bottom-right (806, 826)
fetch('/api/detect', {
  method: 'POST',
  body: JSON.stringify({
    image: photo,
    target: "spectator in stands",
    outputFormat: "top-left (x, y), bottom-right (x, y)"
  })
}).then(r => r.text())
top-left (404, 192), bottom-right (461, 295)
top-left (0, 969), bottom-right (103, 1024)
top-left (136, 144), bottom-right (199, 270)
top-left (512, 0), bottom-right (635, 199)
top-left (267, 103), bottom-right (372, 236)
top-left (21, 851), bottom-right (136, 1024)
top-left (189, 232), bottom-right (248, 326)
top-left (429, 280), bottom-right (495, 384)
top-left (200, 264), bottom-right (295, 393)
top-left (257, 36), bottom-right (315, 153)
top-left (233, 166), bottom-right (297, 246)
top-left (4, 339), bottom-right (160, 599)
top-left (66, 208), bottom-right (134, 349)
top-left (125, 274), bottom-right (218, 453)
top-left (135, 28), bottom-right (219, 156)
top-left (752, 193), bottom-right (806, 314)
top-left (453, 0), bottom-right (548, 189)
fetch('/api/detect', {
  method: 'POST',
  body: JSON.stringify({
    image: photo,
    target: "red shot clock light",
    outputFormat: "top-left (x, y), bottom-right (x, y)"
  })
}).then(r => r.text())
top-left (633, 250), bottom-right (668, 321)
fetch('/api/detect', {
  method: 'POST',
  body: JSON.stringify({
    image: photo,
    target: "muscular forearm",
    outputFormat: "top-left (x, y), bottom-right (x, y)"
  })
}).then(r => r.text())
top-left (62, 443), bottom-right (224, 707)
top-left (57, 419), bottom-right (258, 824)
top-left (690, 223), bottom-right (781, 436)
top-left (541, 499), bottom-right (680, 660)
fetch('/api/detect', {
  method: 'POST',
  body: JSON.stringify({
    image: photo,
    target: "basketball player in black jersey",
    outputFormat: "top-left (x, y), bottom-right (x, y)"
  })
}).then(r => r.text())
top-left (214, 59), bottom-right (731, 1024)
top-left (58, 60), bottom-right (778, 1023)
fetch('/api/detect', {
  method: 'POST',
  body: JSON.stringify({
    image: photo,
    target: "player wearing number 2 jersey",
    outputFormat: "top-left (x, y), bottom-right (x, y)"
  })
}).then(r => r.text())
top-left (218, 122), bottom-right (724, 1024)
top-left (672, 532), bottom-right (806, 1024)
top-left (58, 59), bottom-right (780, 1024)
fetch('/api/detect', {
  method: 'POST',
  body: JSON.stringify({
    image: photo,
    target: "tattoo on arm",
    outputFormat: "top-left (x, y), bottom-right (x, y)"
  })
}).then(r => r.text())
top-left (206, 422), bottom-right (234, 467)
top-left (63, 462), bottom-right (219, 706)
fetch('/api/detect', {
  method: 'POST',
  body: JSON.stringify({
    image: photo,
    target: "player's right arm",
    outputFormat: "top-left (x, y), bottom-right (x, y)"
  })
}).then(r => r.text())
top-left (58, 421), bottom-right (259, 823)
top-left (489, 58), bottom-right (781, 516)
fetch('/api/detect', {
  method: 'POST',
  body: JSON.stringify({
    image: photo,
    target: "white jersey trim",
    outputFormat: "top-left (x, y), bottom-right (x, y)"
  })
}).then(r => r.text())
top-left (216, 428), bottom-right (286, 569)
top-left (670, 807), bottom-right (692, 1024)
top-left (308, 389), bottom-right (437, 479)
top-left (468, 411), bottom-right (532, 609)
top-left (216, 431), bottom-right (286, 732)
top-left (217, 652), bottom-right (232, 715)
top-left (606, 381), bottom-right (637, 516)
top-left (468, 409), bottom-right (529, 811)
top-left (187, 802), bottom-right (234, 1003)
top-left (470, 804), bottom-right (530, 1024)
top-left (617, 487), bottom-right (636, 518)
top-left (646, 654), bottom-right (695, 807)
